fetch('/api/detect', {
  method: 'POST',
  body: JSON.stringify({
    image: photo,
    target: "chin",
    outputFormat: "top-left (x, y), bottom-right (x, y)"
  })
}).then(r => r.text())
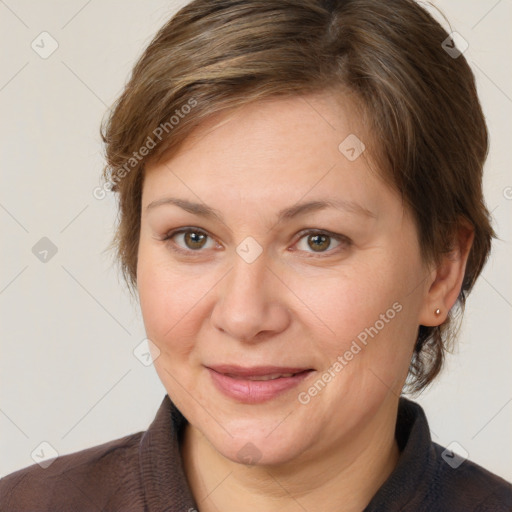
top-left (218, 434), bottom-right (307, 467)
top-left (201, 413), bottom-right (314, 467)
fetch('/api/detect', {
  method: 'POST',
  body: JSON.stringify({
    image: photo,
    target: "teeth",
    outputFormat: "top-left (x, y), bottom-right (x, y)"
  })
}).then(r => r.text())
top-left (228, 373), bottom-right (296, 381)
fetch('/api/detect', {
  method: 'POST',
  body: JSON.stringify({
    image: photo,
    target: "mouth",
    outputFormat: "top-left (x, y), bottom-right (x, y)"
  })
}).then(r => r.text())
top-left (226, 372), bottom-right (302, 381)
top-left (205, 365), bottom-right (315, 403)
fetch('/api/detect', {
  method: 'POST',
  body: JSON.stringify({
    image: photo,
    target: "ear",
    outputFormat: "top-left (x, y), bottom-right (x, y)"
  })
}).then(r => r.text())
top-left (419, 220), bottom-right (474, 327)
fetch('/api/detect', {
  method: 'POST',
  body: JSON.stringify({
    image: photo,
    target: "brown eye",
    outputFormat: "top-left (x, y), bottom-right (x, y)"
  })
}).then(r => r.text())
top-left (182, 230), bottom-right (207, 250)
top-left (306, 233), bottom-right (331, 252)
top-left (163, 228), bottom-right (217, 254)
top-left (294, 229), bottom-right (350, 256)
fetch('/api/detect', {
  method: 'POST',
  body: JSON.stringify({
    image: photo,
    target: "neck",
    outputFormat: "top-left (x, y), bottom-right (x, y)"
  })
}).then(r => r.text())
top-left (181, 399), bottom-right (400, 512)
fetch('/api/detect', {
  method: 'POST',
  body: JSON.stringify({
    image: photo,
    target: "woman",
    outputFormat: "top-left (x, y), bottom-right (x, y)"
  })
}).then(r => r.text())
top-left (1, 0), bottom-right (510, 510)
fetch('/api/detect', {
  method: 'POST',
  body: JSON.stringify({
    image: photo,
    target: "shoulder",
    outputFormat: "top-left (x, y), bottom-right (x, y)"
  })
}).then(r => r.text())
top-left (381, 398), bottom-right (512, 511)
top-left (0, 431), bottom-right (145, 511)
top-left (429, 441), bottom-right (512, 511)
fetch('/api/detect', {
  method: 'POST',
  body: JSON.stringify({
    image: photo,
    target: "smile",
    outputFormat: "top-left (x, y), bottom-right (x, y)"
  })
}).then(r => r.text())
top-left (206, 365), bottom-right (315, 403)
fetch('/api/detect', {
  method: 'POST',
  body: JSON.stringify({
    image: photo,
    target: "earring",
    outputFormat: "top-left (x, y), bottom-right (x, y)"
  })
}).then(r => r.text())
top-left (435, 308), bottom-right (441, 315)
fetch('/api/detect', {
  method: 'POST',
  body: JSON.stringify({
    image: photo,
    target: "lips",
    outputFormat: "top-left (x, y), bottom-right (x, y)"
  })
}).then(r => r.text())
top-left (229, 372), bottom-right (297, 381)
top-left (206, 365), bottom-right (314, 403)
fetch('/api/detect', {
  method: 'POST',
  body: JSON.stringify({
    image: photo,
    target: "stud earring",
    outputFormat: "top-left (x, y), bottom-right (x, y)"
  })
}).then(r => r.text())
top-left (435, 308), bottom-right (441, 315)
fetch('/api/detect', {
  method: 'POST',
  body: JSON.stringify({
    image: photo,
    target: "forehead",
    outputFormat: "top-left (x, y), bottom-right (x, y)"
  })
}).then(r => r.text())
top-left (142, 92), bottom-right (394, 218)
top-left (167, 91), bottom-right (366, 164)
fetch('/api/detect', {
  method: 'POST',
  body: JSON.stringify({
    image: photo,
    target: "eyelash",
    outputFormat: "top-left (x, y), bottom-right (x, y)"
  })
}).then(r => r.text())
top-left (160, 227), bottom-right (351, 258)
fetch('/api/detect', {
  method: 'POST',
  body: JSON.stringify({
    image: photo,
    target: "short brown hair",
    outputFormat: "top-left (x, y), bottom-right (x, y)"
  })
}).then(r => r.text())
top-left (101, 0), bottom-right (494, 393)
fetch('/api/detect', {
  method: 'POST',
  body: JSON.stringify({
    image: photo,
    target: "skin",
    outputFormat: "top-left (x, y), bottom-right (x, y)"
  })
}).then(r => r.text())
top-left (137, 92), bottom-right (473, 512)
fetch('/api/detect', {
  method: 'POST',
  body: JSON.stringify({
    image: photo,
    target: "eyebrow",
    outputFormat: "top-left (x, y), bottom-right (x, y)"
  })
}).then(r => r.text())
top-left (146, 196), bottom-right (376, 223)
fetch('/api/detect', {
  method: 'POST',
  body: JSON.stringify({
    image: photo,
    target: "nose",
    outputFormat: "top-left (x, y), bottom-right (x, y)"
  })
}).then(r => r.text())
top-left (210, 245), bottom-right (290, 344)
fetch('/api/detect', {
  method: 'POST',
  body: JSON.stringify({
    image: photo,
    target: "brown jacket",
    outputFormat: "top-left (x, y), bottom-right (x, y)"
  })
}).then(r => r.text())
top-left (1, 396), bottom-right (511, 511)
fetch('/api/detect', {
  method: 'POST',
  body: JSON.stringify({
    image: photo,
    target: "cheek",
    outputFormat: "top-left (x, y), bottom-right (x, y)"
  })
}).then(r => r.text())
top-left (292, 256), bottom-right (420, 381)
top-left (290, 262), bottom-right (399, 342)
top-left (137, 247), bottom-right (199, 358)
top-left (137, 263), bottom-right (205, 408)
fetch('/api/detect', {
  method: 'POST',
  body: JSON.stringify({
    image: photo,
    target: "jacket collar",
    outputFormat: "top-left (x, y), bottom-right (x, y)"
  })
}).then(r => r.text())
top-left (138, 395), bottom-right (432, 511)
top-left (139, 395), bottom-right (196, 511)
top-left (364, 398), bottom-right (434, 510)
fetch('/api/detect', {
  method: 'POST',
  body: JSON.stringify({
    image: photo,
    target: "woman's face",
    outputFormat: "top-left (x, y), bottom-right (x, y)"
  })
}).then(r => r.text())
top-left (137, 92), bottom-right (432, 466)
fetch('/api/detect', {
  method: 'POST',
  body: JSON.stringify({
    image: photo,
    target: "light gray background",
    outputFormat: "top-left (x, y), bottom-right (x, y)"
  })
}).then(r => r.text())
top-left (1, 0), bottom-right (511, 481)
